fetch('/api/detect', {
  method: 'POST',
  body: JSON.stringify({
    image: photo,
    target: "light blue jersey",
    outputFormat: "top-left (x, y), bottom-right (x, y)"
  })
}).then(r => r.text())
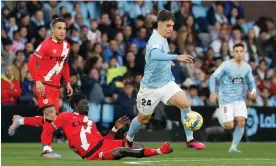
top-left (141, 30), bottom-right (177, 89)
top-left (209, 60), bottom-right (256, 104)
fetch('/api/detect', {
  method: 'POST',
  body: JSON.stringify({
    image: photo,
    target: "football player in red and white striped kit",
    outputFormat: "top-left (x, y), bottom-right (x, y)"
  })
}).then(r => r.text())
top-left (9, 17), bottom-right (73, 158)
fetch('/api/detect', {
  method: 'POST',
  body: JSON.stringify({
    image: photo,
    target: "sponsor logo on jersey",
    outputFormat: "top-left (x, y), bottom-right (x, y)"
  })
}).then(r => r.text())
top-left (232, 77), bottom-right (243, 84)
top-left (43, 99), bottom-right (48, 104)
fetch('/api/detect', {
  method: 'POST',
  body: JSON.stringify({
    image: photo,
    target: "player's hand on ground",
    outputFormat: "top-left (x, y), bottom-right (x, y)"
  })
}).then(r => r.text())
top-left (249, 90), bottom-right (257, 100)
top-left (115, 116), bottom-right (130, 130)
top-left (36, 81), bottom-right (45, 96)
top-left (177, 54), bottom-right (194, 63)
top-left (209, 91), bottom-right (219, 104)
top-left (170, 61), bottom-right (175, 67)
top-left (66, 83), bottom-right (73, 97)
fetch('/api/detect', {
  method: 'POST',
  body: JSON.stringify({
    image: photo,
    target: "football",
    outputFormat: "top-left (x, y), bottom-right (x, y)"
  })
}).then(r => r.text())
top-left (183, 111), bottom-right (203, 131)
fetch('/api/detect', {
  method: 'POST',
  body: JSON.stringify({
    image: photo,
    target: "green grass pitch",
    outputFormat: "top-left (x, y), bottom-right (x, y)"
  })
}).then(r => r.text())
top-left (2, 143), bottom-right (276, 166)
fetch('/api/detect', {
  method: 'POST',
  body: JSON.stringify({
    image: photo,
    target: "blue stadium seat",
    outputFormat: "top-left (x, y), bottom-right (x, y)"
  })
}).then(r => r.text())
top-left (63, 101), bottom-right (72, 112)
top-left (102, 104), bottom-right (114, 123)
top-left (57, 2), bottom-right (73, 13)
top-left (192, 0), bottom-right (202, 5)
top-left (192, 5), bottom-right (207, 18)
top-left (88, 103), bottom-right (101, 123)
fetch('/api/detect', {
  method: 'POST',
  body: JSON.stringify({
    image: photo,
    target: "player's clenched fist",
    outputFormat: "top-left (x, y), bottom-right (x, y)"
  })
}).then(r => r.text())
top-left (115, 116), bottom-right (130, 130)
top-left (36, 81), bottom-right (45, 96)
top-left (176, 54), bottom-right (194, 63)
top-left (209, 91), bottom-right (219, 104)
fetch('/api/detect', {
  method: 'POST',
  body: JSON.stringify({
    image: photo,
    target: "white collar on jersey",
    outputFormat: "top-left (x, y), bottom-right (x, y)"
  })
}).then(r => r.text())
top-left (51, 38), bottom-right (63, 43)
top-left (153, 29), bottom-right (167, 41)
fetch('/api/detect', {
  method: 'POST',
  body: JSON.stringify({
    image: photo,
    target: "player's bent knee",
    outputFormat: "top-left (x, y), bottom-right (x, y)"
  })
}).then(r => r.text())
top-left (137, 114), bottom-right (151, 124)
top-left (236, 120), bottom-right (246, 128)
top-left (179, 100), bottom-right (190, 110)
top-left (223, 122), bottom-right (234, 130)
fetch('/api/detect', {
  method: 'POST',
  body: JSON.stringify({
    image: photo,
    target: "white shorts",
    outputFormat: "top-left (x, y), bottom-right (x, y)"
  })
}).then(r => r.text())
top-left (218, 101), bottom-right (247, 124)
top-left (137, 81), bottom-right (182, 115)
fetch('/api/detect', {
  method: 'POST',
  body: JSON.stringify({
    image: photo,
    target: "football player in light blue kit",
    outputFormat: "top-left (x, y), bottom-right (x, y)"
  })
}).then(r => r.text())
top-left (125, 9), bottom-right (205, 150)
top-left (209, 43), bottom-right (257, 152)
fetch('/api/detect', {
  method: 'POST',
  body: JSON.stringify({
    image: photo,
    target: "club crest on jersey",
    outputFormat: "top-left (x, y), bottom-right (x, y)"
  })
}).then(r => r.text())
top-left (232, 77), bottom-right (243, 84)
top-left (43, 99), bottom-right (49, 104)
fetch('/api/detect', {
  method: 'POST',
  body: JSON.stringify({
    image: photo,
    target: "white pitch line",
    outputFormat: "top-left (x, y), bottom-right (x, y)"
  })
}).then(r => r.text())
top-left (122, 158), bottom-right (272, 165)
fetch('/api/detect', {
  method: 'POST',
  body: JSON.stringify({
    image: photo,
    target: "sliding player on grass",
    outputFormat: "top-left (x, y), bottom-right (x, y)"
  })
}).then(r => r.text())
top-left (9, 93), bottom-right (172, 160)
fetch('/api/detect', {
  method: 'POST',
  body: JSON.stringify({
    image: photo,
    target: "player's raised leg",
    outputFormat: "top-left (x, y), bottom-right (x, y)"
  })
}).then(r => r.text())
top-left (99, 142), bottom-right (172, 160)
top-left (168, 90), bottom-right (205, 150)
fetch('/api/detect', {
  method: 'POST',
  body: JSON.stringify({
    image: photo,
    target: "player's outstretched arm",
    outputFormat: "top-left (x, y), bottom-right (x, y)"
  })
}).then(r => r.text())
top-left (104, 116), bottom-right (130, 139)
top-left (28, 55), bottom-right (45, 96)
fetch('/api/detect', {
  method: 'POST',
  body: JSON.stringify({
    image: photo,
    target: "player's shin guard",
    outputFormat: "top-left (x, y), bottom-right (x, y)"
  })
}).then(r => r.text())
top-left (231, 125), bottom-right (244, 148)
top-left (181, 107), bottom-right (194, 142)
top-left (41, 121), bottom-right (54, 147)
top-left (24, 116), bottom-right (44, 127)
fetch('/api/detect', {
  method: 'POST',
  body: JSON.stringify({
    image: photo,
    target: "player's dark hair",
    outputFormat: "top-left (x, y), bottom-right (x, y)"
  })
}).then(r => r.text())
top-left (233, 43), bottom-right (244, 50)
top-left (51, 17), bottom-right (66, 28)
top-left (157, 9), bottom-right (175, 22)
top-left (68, 92), bottom-right (87, 109)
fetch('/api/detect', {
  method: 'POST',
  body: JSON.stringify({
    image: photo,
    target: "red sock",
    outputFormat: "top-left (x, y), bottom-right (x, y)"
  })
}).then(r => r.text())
top-left (41, 122), bottom-right (54, 146)
top-left (24, 116), bottom-right (43, 127)
top-left (143, 148), bottom-right (158, 157)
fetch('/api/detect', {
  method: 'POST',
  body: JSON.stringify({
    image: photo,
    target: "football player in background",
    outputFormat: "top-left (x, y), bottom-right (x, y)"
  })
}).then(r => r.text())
top-left (209, 43), bottom-right (257, 152)
top-left (8, 17), bottom-right (73, 158)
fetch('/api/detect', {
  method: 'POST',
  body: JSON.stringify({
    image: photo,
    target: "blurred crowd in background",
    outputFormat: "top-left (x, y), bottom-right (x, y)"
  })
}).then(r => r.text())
top-left (1, 1), bottom-right (276, 121)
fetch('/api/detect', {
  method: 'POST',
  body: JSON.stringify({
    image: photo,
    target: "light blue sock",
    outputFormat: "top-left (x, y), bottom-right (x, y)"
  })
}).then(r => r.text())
top-left (231, 125), bottom-right (244, 148)
top-left (181, 107), bottom-right (194, 142)
top-left (126, 117), bottom-right (143, 142)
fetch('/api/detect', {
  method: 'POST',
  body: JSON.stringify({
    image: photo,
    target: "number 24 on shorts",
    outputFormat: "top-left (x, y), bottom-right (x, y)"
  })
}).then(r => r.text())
top-left (142, 98), bottom-right (151, 106)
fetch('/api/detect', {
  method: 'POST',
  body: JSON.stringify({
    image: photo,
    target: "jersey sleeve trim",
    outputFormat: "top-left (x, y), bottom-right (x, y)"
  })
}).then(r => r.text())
top-left (33, 52), bottom-right (42, 59)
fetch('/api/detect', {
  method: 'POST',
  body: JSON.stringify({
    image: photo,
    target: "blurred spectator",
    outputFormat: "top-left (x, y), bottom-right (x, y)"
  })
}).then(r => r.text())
top-left (19, 26), bottom-right (28, 44)
top-left (81, 68), bottom-right (105, 104)
top-left (72, 13), bottom-right (83, 32)
top-left (29, 10), bottom-right (45, 36)
top-left (207, 2), bottom-right (228, 26)
top-left (132, 15), bottom-right (145, 37)
top-left (104, 39), bottom-right (123, 66)
top-left (187, 85), bottom-right (204, 106)
top-left (1, 65), bottom-right (22, 104)
top-left (70, 55), bottom-right (84, 81)
top-left (110, 15), bottom-right (124, 39)
top-left (125, 51), bottom-right (138, 74)
top-left (123, 25), bottom-right (133, 49)
top-left (245, 29), bottom-right (264, 62)
top-left (43, 1), bottom-right (59, 24)
top-left (2, 39), bottom-right (15, 65)
top-left (132, 27), bottom-right (147, 50)
top-left (11, 50), bottom-right (28, 82)
top-left (11, 30), bottom-right (25, 53)
top-left (271, 75), bottom-right (276, 95)
top-left (87, 19), bottom-right (101, 44)
top-left (177, 26), bottom-right (188, 54)
top-left (227, 7), bottom-right (239, 25)
top-left (20, 71), bottom-right (34, 102)
top-left (257, 60), bottom-right (274, 81)
top-left (115, 32), bottom-right (126, 56)
top-left (7, 17), bottom-right (18, 40)
top-left (115, 82), bottom-right (136, 119)
top-left (256, 88), bottom-right (273, 106)
top-left (210, 22), bottom-right (222, 41)
top-left (174, 1), bottom-right (191, 31)
top-left (211, 29), bottom-right (228, 55)
top-left (224, 1), bottom-right (244, 18)
top-left (98, 13), bottom-right (111, 37)
top-left (10, 2), bottom-right (29, 22)
top-left (220, 41), bottom-right (231, 61)
top-left (128, 1), bottom-right (152, 20)
top-left (33, 25), bottom-right (47, 48)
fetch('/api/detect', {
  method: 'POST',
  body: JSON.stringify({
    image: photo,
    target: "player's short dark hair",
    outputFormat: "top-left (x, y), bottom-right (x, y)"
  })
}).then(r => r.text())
top-left (157, 9), bottom-right (175, 22)
top-left (51, 17), bottom-right (66, 28)
top-left (69, 92), bottom-right (87, 109)
top-left (233, 43), bottom-right (244, 50)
